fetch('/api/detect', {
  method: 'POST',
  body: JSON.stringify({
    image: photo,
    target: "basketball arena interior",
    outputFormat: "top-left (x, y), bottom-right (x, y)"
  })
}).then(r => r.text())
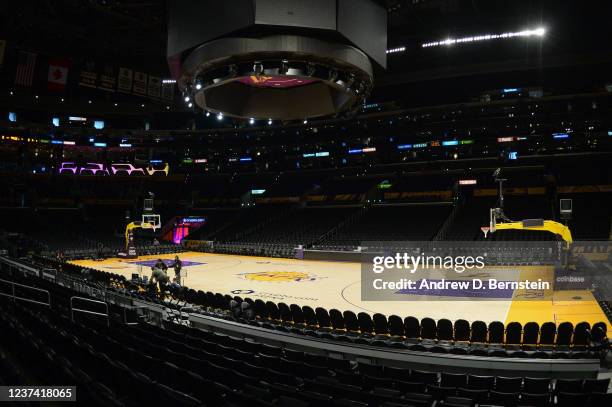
top-left (1, 1), bottom-right (612, 406)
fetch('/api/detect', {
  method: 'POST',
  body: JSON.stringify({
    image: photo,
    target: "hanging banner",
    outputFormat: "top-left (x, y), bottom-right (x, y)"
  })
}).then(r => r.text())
top-left (117, 67), bottom-right (133, 93)
top-left (15, 51), bottom-right (37, 87)
top-left (47, 58), bottom-right (70, 92)
top-left (133, 71), bottom-right (147, 96)
top-left (161, 82), bottom-right (175, 101)
top-left (147, 75), bottom-right (161, 99)
top-left (79, 60), bottom-right (97, 88)
top-left (99, 64), bottom-right (116, 92)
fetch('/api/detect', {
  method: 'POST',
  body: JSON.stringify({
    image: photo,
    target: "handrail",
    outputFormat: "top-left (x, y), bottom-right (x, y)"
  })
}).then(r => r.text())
top-left (70, 296), bottom-right (109, 327)
top-left (0, 256), bottom-right (39, 276)
top-left (0, 278), bottom-right (51, 307)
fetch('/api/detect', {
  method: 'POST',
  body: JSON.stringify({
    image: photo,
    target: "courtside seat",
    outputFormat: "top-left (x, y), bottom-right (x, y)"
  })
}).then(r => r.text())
top-left (316, 307), bottom-right (333, 330)
top-left (505, 322), bottom-right (522, 345)
top-left (329, 309), bottom-right (346, 331)
top-left (404, 316), bottom-right (420, 340)
top-left (522, 322), bottom-right (539, 347)
top-left (437, 318), bottom-right (454, 341)
top-left (488, 321), bottom-right (505, 344)
top-left (539, 322), bottom-right (556, 349)
top-left (454, 319), bottom-right (470, 342)
top-left (286, 304), bottom-right (303, 326)
top-left (470, 321), bottom-right (488, 343)
top-left (591, 322), bottom-right (607, 341)
top-left (343, 311), bottom-right (360, 333)
top-left (556, 322), bottom-right (574, 348)
top-left (358, 312), bottom-right (374, 336)
top-left (388, 315), bottom-right (404, 338)
top-left (265, 301), bottom-right (280, 321)
top-left (420, 317), bottom-right (437, 340)
top-left (373, 313), bottom-right (389, 336)
top-left (277, 302), bottom-right (292, 323)
top-left (303, 306), bottom-right (319, 327)
top-left (573, 321), bottom-right (591, 347)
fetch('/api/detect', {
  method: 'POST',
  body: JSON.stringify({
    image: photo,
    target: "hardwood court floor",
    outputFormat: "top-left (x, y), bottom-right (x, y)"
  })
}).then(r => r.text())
top-left (71, 251), bottom-right (611, 329)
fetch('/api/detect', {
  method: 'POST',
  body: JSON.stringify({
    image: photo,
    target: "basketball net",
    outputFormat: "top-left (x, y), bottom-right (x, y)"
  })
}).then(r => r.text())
top-left (481, 226), bottom-right (490, 238)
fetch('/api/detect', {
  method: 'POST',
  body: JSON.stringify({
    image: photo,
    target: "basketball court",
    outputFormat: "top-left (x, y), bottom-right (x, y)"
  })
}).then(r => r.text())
top-left (71, 251), bottom-right (610, 329)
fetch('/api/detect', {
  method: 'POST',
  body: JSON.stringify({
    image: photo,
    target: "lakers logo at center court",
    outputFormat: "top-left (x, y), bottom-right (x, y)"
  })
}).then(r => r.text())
top-left (238, 271), bottom-right (323, 282)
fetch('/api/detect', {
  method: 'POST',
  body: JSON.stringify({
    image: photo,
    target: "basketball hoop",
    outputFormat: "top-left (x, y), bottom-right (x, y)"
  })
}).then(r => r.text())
top-left (481, 226), bottom-right (490, 238)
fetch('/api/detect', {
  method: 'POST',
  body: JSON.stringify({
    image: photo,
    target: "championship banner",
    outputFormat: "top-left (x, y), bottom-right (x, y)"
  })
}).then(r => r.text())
top-left (99, 64), bottom-right (116, 92)
top-left (0, 40), bottom-right (6, 65)
top-left (133, 71), bottom-right (147, 96)
top-left (161, 81), bottom-right (175, 101)
top-left (47, 58), bottom-right (70, 92)
top-left (147, 75), bottom-right (161, 99)
top-left (79, 60), bottom-right (97, 88)
top-left (117, 67), bottom-right (133, 93)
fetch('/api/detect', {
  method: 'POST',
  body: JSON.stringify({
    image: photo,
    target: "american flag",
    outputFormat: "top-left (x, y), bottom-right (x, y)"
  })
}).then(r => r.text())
top-left (15, 51), bottom-right (37, 87)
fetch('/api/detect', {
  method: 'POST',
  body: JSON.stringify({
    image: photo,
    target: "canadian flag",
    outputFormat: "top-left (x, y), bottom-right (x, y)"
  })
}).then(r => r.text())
top-left (47, 58), bottom-right (69, 92)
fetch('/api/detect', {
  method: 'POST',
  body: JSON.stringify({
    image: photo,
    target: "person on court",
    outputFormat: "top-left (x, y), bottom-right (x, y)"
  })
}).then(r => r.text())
top-left (172, 255), bottom-right (182, 285)
top-left (150, 265), bottom-right (169, 295)
top-left (154, 258), bottom-right (167, 272)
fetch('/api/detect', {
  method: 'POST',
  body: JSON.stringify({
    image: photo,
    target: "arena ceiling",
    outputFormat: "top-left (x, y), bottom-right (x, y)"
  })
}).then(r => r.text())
top-left (1, 0), bottom-right (611, 112)
top-left (3, 0), bottom-right (608, 73)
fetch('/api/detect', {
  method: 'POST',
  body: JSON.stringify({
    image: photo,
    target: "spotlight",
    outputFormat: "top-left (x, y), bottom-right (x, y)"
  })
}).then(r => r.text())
top-left (303, 119), bottom-right (308, 124)
top-left (268, 118), bottom-right (272, 125)
top-left (195, 83), bottom-right (202, 90)
top-left (205, 111), bottom-right (210, 117)
top-left (88, 100), bottom-right (92, 104)
top-left (217, 113), bottom-right (224, 121)
top-left (114, 103), bottom-right (118, 107)
top-left (249, 118), bottom-right (255, 125)
top-left (60, 98), bottom-right (64, 102)
top-left (184, 96), bottom-right (190, 102)
top-left (9, 91), bottom-right (13, 95)
top-left (188, 102), bottom-right (193, 108)
top-left (35, 95), bottom-right (39, 99)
